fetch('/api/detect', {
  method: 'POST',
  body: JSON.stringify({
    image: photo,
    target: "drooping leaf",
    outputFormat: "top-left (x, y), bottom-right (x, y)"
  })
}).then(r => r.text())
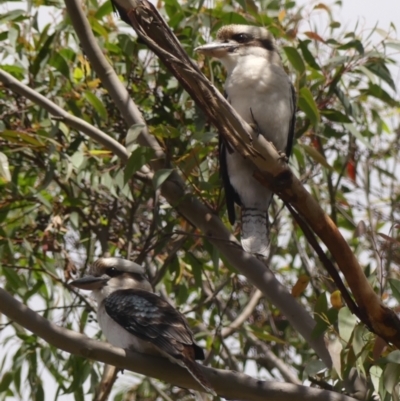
top-left (298, 87), bottom-right (319, 125)
top-left (152, 168), bottom-right (173, 189)
top-left (388, 279), bottom-right (400, 304)
top-left (0, 152), bottom-right (11, 182)
top-left (283, 46), bottom-right (305, 74)
top-left (298, 40), bottom-right (321, 70)
top-left (301, 144), bottom-right (333, 170)
top-left (338, 307), bottom-right (357, 344)
top-left (126, 124), bottom-right (146, 152)
top-left (123, 146), bottom-right (154, 184)
top-left (365, 60), bottom-right (396, 91)
top-left (49, 52), bottom-right (70, 79)
top-left (84, 90), bottom-right (108, 119)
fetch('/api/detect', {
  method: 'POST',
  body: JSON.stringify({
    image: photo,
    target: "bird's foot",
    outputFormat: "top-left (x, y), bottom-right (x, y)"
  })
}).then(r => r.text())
top-left (249, 108), bottom-right (261, 137)
top-left (278, 151), bottom-right (289, 162)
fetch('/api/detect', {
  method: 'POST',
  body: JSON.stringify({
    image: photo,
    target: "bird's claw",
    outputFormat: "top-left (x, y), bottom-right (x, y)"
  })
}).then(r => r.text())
top-left (278, 151), bottom-right (288, 162)
top-left (249, 108), bottom-right (261, 137)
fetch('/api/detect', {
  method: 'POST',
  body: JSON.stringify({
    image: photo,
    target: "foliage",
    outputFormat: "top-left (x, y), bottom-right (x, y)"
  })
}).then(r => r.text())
top-left (0, 0), bottom-right (400, 400)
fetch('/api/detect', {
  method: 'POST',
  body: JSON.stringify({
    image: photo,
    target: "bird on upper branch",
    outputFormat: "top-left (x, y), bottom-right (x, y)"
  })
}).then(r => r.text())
top-left (70, 257), bottom-right (215, 395)
top-left (195, 25), bottom-right (296, 257)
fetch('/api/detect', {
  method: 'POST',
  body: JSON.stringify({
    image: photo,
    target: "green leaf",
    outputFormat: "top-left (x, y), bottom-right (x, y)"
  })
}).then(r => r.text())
top-left (312, 293), bottom-right (329, 338)
top-left (298, 40), bottom-right (321, 70)
top-left (283, 46), bottom-right (305, 74)
top-left (363, 83), bottom-right (397, 106)
top-left (338, 307), bottom-right (357, 343)
top-left (152, 169), bottom-right (173, 189)
top-left (382, 350), bottom-right (400, 365)
top-left (126, 124), bottom-right (145, 152)
top-left (370, 365), bottom-right (383, 394)
top-left (0, 9), bottom-right (26, 24)
top-left (31, 33), bottom-right (55, 77)
top-left (338, 39), bottom-right (364, 54)
top-left (300, 144), bottom-right (333, 170)
top-left (383, 363), bottom-right (400, 394)
top-left (366, 60), bottom-right (396, 90)
top-left (250, 326), bottom-right (286, 344)
top-left (95, 1), bottom-right (113, 19)
top-left (0, 372), bottom-right (13, 393)
top-left (84, 91), bottom-right (107, 119)
top-left (344, 123), bottom-right (373, 150)
top-left (88, 16), bottom-right (109, 38)
top-left (352, 323), bottom-right (369, 357)
top-left (321, 109), bottom-right (352, 123)
top-left (389, 279), bottom-right (400, 304)
top-left (35, 383), bottom-right (44, 401)
top-left (123, 146), bottom-right (154, 184)
top-left (0, 65), bottom-right (25, 80)
top-left (2, 266), bottom-right (25, 291)
top-left (0, 152), bottom-right (11, 182)
top-left (386, 41), bottom-right (400, 51)
top-left (303, 360), bottom-right (326, 377)
top-left (298, 87), bottom-right (319, 125)
top-left (333, 87), bottom-right (353, 117)
top-left (49, 52), bottom-right (70, 79)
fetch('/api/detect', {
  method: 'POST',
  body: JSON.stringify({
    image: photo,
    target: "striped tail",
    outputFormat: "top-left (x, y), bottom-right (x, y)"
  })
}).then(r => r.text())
top-left (180, 357), bottom-right (216, 396)
top-left (241, 209), bottom-right (270, 256)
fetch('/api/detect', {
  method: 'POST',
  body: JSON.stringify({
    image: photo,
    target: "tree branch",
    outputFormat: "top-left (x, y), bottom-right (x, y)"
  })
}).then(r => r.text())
top-left (221, 289), bottom-right (263, 338)
top-left (0, 69), bottom-right (129, 163)
top-left (60, 0), bottom-right (332, 366)
top-left (0, 288), bottom-right (357, 401)
top-left (110, 0), bottom-right (400, 347)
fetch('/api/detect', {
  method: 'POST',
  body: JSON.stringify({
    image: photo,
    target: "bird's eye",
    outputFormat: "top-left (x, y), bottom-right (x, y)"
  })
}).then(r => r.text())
top-left (105, 267), bottom-right (122, 277)
top-left (232, 33), bottom-right (249, 43)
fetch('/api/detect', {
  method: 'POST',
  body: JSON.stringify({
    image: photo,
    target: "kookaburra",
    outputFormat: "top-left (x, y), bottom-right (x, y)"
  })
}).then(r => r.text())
top-left (195, 25), bottom-right (296, 256)
top-left (70, 257), bottom-right (214, 395)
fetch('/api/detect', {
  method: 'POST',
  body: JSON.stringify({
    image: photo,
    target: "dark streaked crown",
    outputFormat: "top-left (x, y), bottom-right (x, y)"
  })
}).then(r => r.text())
top-left (216, 25), bottom-right (276, 52)
top-left (90, 257), bottom-right (146, 278)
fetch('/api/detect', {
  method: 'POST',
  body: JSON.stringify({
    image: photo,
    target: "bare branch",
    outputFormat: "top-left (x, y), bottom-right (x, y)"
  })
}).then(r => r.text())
top-left (62, 0), bottom-right (331, 365)
top-left (111, 0), bottom-right (400, 347)
top-left (0, 288), bottom-right (358, 401)
top-left (93, 365), bottom-right (119, 401)
top-left (64, 0), bottom-right (164, 162)
top-left (221, 289), bottom-right (263, 338)
top-left (0, 69), bottom-right (129, 163)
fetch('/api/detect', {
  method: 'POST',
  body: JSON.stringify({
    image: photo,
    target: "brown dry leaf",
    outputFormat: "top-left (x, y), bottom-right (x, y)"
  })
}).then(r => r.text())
top-left (354, 220), bottom-right (367, 238)
top-left (64, 258), bottom-right (77, 281)
top-left (378, 232), bottom-right (400, 245)
top-left (372, 336), bottom-right (388, 362)
top-left (304, 31), bottom-right (325, 43)
top-left (291, 274), bottom-right (310, 297)
top-left (314, 3), bottom-right (330, 12)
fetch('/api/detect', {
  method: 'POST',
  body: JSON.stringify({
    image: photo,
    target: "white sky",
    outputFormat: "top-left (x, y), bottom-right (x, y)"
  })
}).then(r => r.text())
top-left (0, 1), bottom-right (399, 400)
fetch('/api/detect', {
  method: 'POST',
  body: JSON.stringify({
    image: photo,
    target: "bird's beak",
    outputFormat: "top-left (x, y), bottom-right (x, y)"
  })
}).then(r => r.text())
top-left (70, 275), bottom-right (109, 290)
top-left (195, 41), bottom-right (236, 58)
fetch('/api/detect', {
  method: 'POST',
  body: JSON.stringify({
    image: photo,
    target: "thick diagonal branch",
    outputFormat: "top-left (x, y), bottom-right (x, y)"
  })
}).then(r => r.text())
top-left (110, 0), bottom-right (400, 347)
top-left (61, 0), bottom-right (332, 365)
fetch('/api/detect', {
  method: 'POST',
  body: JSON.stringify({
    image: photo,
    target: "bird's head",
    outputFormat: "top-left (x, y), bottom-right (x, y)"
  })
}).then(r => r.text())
top-left (195, 24), bottom-right (281, 72)
top-left (70, 257), bottom-right (152, 299)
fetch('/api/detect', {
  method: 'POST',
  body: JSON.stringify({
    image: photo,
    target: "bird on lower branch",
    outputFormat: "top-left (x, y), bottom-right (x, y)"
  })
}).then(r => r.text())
top-left (70, 257), bottom-right (215, 395)
top-left (196, 25), bottom-right (296, 257)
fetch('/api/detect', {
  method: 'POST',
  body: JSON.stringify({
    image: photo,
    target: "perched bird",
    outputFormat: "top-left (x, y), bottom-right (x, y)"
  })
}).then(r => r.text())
top-left (70, 257), bottom-right (214, 395)
top-left (195, 25), bottom-right (296, 256)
